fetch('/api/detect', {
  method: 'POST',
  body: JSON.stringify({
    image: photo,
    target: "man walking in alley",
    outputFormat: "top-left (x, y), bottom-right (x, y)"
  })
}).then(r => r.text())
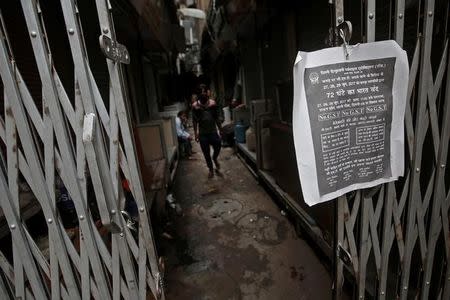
top-left (193, 86), bottom-right (222, 178)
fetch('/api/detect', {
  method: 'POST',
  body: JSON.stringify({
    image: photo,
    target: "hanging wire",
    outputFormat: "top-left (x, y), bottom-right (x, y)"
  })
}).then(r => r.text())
top-left (329, 0), bottom-right (336, 47)
top-left (339, 28), bottom-right (349, 59)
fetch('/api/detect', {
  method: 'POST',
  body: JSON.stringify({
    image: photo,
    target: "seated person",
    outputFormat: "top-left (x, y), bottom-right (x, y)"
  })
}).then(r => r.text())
top-left (176, 110), bottom-right (193, 158)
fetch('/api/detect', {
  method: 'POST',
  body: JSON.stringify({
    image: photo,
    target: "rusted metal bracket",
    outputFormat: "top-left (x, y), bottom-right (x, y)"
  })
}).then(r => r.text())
top-left (99, 35), bottom-right (130, 64)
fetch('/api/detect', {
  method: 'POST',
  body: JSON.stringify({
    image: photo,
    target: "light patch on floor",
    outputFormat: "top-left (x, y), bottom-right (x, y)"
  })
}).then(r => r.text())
top-left (159, 145), bottom-right (332, 300)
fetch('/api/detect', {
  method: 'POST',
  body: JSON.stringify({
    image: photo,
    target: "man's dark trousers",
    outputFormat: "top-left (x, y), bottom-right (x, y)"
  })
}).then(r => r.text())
top-left (199, 132), bottom-right (221, 170)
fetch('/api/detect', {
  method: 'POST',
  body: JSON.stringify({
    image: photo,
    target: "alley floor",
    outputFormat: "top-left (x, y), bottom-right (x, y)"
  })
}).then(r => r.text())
top-left (160, 142), bottom-right (332, 300)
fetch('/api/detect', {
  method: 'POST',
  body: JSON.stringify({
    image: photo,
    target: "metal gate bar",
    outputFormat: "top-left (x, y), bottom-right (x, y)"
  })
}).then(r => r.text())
top-left (92, 0), bottom-right (163, 297)
top-left (19, 0), bottom-right (109, 297)
top-left (401, 0), bottom-right (435, 299)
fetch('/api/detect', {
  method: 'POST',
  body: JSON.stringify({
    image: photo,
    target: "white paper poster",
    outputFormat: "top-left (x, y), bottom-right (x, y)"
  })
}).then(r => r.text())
top-left (293, 40), bottom-right (409, 206)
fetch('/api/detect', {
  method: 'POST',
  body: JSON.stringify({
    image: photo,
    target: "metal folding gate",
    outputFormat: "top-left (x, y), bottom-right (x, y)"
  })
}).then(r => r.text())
top-left (333, 0), bottom-right (450, 299)
top-left (0, 0), bottom-right (163, 299)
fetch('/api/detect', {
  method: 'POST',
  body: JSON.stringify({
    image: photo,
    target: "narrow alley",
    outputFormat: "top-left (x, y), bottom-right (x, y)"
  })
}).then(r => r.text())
top-left (160, 144), bottom-right (332, 300)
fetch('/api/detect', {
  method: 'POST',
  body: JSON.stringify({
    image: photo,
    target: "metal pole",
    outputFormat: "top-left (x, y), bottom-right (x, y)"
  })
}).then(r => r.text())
top-left (400, 1), bottom-right (435, 299)
top-left (333, 1), bottom-right (344, 299)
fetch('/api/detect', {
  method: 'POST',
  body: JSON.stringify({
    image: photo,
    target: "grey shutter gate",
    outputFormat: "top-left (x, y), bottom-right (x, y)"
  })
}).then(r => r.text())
top-left (0, 0), bottom-right (164, 299)
top-left (333, 0), bottom-right (450, 299)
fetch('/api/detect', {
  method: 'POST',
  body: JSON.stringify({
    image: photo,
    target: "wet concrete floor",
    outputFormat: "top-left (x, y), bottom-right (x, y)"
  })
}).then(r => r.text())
top-left (160, 144), bottom-right (332, 300)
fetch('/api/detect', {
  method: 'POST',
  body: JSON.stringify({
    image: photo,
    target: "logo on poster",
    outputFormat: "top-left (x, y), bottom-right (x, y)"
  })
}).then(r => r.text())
top-left (309, 72), bottom-right (319, 84)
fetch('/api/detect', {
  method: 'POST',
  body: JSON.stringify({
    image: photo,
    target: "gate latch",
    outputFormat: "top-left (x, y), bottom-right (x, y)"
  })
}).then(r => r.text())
top-left (99, 35), bottom-right (130, 64)
top-left (82, 113), bottom-right (96, 143)
top-left (337, 243), bottom-right (352, 266)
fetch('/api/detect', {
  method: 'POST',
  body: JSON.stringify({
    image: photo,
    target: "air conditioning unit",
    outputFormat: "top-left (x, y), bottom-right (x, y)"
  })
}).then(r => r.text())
top-left (249, 99), bottom-right (272, 127)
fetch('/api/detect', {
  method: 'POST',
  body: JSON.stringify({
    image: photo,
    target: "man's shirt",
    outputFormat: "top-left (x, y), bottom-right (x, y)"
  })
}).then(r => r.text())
top-left (193, 100), bottom-right (220, 135)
